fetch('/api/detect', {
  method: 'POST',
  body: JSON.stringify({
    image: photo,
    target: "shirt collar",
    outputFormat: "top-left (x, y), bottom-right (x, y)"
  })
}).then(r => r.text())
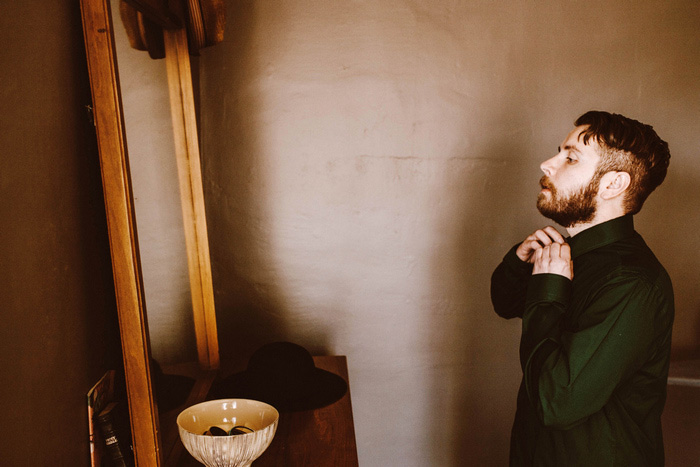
top-left (567, 214), bottom-right (635, 259)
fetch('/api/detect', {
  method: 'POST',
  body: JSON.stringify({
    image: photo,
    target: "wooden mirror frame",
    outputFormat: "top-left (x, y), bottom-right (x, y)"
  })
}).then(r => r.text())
top-left (80, 0), bottom-right (220, 464)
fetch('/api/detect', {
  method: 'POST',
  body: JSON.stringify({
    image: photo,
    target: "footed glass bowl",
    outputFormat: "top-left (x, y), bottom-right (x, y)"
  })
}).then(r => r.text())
top-left (177, 399), bottom-right (279, 467)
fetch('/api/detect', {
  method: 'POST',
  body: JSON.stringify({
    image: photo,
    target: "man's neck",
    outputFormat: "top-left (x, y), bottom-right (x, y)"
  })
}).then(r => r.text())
top-left (566, 210), bottom-right (626, 237)
top-left (566, 221), bottom-right (598, 237)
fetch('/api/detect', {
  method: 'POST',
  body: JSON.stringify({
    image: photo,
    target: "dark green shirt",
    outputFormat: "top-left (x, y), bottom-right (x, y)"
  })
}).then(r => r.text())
top-left (491, 215), bottom-right (674, 466)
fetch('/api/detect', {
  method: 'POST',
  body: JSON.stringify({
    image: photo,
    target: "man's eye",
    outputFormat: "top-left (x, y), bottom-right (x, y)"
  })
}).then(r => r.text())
top-left (566, 156), bottom-right (576, 164)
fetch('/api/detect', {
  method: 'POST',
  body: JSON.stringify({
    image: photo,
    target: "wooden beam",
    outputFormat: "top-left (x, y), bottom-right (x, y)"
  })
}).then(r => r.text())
top-left (79, 0), bottom-right (161, 465)
top-left (163, 13), bottom-right (220, 371)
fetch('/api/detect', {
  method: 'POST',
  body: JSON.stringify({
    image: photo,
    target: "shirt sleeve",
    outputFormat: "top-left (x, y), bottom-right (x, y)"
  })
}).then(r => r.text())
top-left (521, 271), bottom-right (660, 430)
top-left (490, 243), bottom-right (533, 319)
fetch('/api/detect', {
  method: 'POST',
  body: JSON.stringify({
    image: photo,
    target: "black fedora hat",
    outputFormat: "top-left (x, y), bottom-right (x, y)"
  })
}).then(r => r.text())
top-left (209, 342), bottom-right (348, 412)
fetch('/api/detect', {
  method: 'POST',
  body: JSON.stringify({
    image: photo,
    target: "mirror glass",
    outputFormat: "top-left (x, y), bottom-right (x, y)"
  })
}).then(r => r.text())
top-left (110, 0), bottom-right (198, 366)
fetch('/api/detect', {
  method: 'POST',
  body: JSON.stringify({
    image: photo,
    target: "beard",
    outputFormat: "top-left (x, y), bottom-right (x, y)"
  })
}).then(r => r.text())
top-left (536, 174), bottom-right (601, 228)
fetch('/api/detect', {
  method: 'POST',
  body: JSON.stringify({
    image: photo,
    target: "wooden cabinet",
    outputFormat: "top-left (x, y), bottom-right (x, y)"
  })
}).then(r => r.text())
top-left (164, 356), bottom-right (359, 466)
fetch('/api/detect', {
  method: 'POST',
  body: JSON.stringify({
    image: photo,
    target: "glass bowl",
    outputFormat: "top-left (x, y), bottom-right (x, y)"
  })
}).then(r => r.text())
top-left (177, 399), bottom-right (279, 467)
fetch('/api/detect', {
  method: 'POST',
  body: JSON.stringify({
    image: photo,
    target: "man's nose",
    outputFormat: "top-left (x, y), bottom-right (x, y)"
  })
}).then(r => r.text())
top-left (540, 155), bottom-right (556, 177)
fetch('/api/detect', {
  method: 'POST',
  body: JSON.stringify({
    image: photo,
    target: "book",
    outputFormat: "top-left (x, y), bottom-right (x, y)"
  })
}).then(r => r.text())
top-left (87, 370), bottom-right (115, 467)
top-left (96, 401), bottom-right (135, 467)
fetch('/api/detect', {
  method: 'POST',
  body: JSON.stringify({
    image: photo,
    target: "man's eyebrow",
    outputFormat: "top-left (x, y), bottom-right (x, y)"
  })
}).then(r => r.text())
top-left (562, 144), bottom-right (582, 155)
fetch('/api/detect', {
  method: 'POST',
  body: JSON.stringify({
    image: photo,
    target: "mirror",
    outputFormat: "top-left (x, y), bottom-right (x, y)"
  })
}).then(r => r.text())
top-left (80, 0), bottom-right (223, 464)
top-left (111, 3), bottom-right (196, 368)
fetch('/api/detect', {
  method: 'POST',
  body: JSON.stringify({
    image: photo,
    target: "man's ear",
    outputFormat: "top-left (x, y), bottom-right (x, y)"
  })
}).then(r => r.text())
top-left (599, 171), bottom-right (631, 200)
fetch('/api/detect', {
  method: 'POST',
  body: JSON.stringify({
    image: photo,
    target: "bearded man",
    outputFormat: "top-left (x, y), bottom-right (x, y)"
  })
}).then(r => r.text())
top-left (491, 111), bottom-right (673, 466)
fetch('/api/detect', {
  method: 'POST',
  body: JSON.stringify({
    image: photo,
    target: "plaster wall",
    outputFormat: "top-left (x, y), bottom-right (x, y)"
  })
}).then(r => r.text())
top-left (0, 3), bottom-right (122, 463)
top-left (197, 1), bottom-right (700, 465)
top-left (110, 0), bottom-right (700, 464)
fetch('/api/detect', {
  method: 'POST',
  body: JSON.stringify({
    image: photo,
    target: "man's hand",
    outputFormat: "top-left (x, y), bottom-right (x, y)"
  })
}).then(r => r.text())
top-left (532, 242), bottom-right (573, 280)
top-left (515, 226), bottom-right (566, 263)
top-left (516, 226), bottom-right (573, 280)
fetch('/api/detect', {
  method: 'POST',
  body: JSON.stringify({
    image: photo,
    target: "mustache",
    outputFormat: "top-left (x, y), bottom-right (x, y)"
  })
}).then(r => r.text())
top-left (539, 176), bottom-right (554, 190)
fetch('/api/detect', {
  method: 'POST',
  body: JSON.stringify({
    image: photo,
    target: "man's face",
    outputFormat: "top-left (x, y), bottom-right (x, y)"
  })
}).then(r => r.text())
top-left (537, 126), bottom-right (603, 228)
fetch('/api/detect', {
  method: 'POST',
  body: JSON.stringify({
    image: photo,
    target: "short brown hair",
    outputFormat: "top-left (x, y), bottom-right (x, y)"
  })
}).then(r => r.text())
top-left (575, 111), bottom-right (670, 215)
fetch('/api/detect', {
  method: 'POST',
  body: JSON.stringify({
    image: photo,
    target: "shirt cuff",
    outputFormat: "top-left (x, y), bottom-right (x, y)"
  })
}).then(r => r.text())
top-left (526, 273), bottom-right (572, 306)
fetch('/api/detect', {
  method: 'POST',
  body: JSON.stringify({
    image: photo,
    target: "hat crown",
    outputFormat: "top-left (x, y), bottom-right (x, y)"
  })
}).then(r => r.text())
top-left (211, 341), bottom-right (348, 411)
top-left (247, 342), bottom-right (316, 377)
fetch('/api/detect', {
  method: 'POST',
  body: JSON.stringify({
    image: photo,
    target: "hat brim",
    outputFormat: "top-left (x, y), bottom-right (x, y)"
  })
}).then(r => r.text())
top-left (210, 368), bottom-right (348, 412)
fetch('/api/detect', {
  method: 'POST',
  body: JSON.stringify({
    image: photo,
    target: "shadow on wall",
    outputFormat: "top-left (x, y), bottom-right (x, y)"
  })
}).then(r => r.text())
top-left (636, 158), bottom-right (700, 465)
top-left (638, 164), bottom-right (700, 362)
top-left (200, 2), bottom-right (335, 372)
top-left (428, 132), bottom-right (542, 465)
top-left (201, 0), bottom-right (284, 367)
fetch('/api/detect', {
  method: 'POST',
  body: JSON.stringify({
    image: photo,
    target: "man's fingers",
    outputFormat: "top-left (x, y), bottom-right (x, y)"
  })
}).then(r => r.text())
top-left (549, 242), bottom-right (561, 257)
top-left (517, 226), bottom-right (567, 263)
top-left (532, 242), bottom-right (574, 280)
top-left (516, 238), bottom-right (543, 262)
top-left (560, 243), bottom-right (571, 260)
top-left (523, 239), bottom-right (542, 254)
top-left (533, 247), bottom-right (543, 261)
top-left (534, 230), bottom-right (553, 246)
top-left (543, 226), bottom-right (566, 244)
